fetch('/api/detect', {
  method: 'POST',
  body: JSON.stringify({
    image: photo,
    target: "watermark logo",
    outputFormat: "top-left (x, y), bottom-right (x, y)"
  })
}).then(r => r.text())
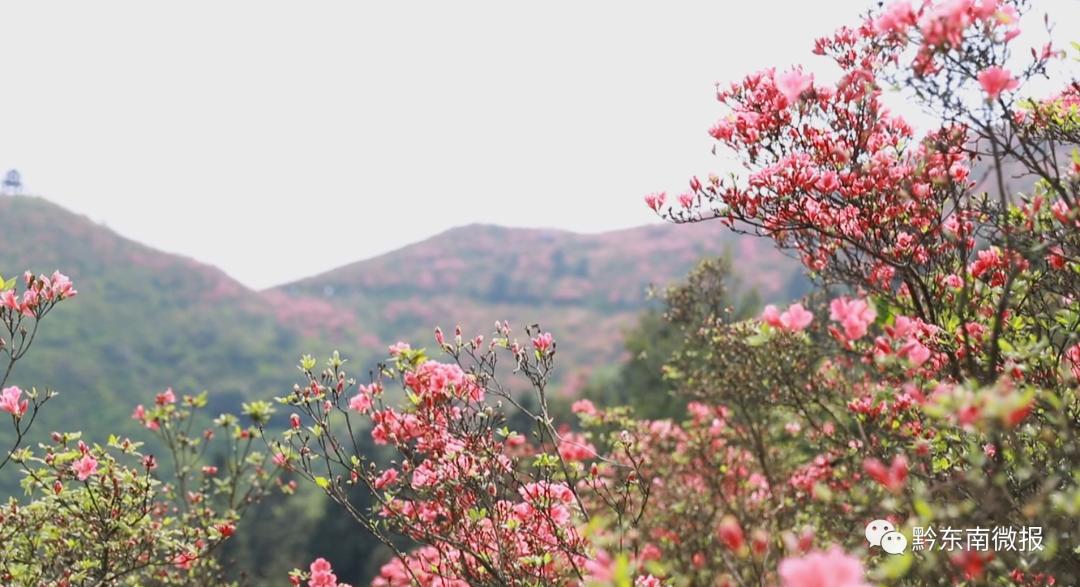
top-left (865, 519), bottom-right (907, 555)
top-left (865, 520), bottom-right (1045, 555)
top-left (911, 525), bottom-right (1043, 552)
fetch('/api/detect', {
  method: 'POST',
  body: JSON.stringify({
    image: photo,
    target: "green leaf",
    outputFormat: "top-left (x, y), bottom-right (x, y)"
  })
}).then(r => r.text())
top-left (932, 455), bottom-right (951, 473)
top-left (746, 332), bottom-right (770, 347)
top-left (914, 499), bottom-right (933, 522)
top-left (314, 476), bottom-right (330, 489)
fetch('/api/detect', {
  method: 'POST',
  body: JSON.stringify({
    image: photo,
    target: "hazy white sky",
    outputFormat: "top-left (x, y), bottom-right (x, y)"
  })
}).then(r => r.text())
top-left (1, 1), bottom-right (1077, 288)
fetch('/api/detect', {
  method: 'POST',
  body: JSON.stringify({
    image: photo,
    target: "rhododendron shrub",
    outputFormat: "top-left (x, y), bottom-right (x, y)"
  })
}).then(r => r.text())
top-left (275, 329), bottom-right (623, 586)
top-left (0, 271), bottom-right (78, 471)
top-left (2, 389), bottom-right (280, 586)
top-left (640, 0), bottom-right (1078, 583)
top-left (0, 270), bottom-right (280, 585)
top-left (655, 1), bottom-right (1078, 385)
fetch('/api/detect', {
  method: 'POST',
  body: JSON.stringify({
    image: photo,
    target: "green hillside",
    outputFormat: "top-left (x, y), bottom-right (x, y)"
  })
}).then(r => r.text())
top-left (0, 196), bottom-right (309, 442)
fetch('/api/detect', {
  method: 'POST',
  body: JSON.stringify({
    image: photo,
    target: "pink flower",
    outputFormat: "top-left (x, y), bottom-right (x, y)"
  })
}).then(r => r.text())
top-left (173, 551), bottom-right (196, 570)
top-left (558, 433), bottom-right (597, 462)
top-left (781, 303), bottom-right (814, 331)
top-left (816, 171), bottom-right (840, 193)
top-left (874, 1), bottom-right (917, 34)
top-left (571, 399), bottom-right (597, 416)
top-left (156, 388), bottom-right (176, 406)
top-left (717, 515), bottom-right (745, 551)
top-left (388, 342), bottom-right (411, 356)
top-left (49, 271), bottom-right (77, 299)
top-left (762, 303), bottom-right (814, 332)
top-left (308, 558), bottom-right (340, 587)
top-left (0, 289), bottom-right (18, 311)
top-left (863, 454), bottom-right (908, 493)
top-left (348, 391), bottom-right (372, 414)
top-left (1065, 344), bottom-right (1080, 380)
top-left (776, 69), bottom-right (814, 103)
top-left (977, 66), bottom-right (1018, 100)
top-left (779, 547), bottom-right (869, 587)
top-left (73, 454), bottom-right (98, 481)
top-left (0, 386), bottom-right (28, 418)
top-left (373, 468), bottom-right (399, 490)
top-left (762, 304), bottom-right (784, 328)
top-left (899, 339), bottom-right (932, 366)
top-left (411, 462), bottom-right (437, 489)
top-left (829, 297), bottom-right (877, 340)
top-left (532, 332), bottom-right (554, 353)
top-left (644, 192), bottom-right (667, 212)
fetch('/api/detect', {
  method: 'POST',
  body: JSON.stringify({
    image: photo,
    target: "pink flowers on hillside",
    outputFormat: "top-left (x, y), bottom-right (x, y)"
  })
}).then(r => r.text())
top-left (0, 386), bottom-right (28, 418)
top-left (778, 547), bottom-right (869, 587)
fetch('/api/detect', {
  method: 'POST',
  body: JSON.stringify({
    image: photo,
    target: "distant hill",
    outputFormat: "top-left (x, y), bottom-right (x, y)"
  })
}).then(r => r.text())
top-left (271, 222), bottom-right (809, 387)
top-left (0, 196), bottom-right (311, 441)
top-left (0, 196), bottom-right (807, 440)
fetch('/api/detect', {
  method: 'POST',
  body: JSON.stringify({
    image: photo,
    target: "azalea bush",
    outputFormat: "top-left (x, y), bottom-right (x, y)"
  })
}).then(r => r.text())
top-left (0, 271), bottom-right (281, 586)
top-left (640, 0), bottom-right (1079, 582)
top-left (275, 330), bottom-right (603, 587)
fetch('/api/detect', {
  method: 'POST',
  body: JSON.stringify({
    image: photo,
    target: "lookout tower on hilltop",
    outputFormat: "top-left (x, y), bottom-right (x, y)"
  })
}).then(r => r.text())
top-left (2, 170), bottom-right (22, 195)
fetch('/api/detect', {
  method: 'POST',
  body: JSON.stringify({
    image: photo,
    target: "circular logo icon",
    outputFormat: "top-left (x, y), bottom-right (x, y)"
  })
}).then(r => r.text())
top-left (880, 531), bottom-right (908, 555)
top-left (865, 519), bottom-right (895, 547)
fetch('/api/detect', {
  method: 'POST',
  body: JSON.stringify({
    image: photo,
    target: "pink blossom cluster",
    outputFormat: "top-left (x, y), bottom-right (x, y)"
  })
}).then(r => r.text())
top-left (0, 271), bottom-right (77, 316)
top-left (296, 558), bottom-right (352, 587)
top-left (350, 353), bottom-right (589, 584)
top-left (761, 303), bottom-right (814, 332)
top-left (778, 547), bottom-right (870, 587)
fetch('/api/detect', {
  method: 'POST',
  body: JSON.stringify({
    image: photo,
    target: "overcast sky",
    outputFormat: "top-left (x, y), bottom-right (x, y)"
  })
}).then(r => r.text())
top-left (1, 2), bottom-right (1077, 288)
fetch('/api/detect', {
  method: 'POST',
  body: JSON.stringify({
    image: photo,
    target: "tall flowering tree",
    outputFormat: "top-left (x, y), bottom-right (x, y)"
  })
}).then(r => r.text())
top-left (641, 0), bottom-right (1079, 584)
